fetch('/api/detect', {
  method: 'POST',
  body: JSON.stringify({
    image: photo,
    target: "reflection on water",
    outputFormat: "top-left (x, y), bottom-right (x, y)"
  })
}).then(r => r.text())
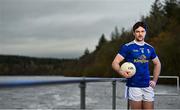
top-left (0, 76), bottom-right (179, 109)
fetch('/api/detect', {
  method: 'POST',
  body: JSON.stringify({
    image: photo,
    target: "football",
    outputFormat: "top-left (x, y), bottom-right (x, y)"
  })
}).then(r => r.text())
top-left (120, 62), bottom-right (136, 77)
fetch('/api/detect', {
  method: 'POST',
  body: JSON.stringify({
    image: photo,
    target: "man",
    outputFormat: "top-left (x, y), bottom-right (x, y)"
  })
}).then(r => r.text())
top-left (112, 21), bottom-right (161, 109)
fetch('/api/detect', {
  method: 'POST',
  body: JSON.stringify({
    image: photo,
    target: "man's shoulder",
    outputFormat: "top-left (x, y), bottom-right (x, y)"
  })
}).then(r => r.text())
top-left (124, 41), bottom-right (135, 46)
top-left (144, 42), bottom-right (154, 48)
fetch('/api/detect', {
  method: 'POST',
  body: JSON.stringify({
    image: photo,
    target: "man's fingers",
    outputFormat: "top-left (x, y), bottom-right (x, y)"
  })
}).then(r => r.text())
top-left (149, 80), bottom-right (156, 88)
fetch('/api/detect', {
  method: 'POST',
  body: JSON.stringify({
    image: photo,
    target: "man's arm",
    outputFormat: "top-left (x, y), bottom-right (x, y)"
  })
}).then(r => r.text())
top-left (150, 57), bottom-right (161, 88)
top-left (112, 54), bottom-right (130, 78)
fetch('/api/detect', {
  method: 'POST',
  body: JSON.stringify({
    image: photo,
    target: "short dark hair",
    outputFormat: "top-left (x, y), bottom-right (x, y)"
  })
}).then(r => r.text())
top-left (133, 21), bottom-right (147, 32)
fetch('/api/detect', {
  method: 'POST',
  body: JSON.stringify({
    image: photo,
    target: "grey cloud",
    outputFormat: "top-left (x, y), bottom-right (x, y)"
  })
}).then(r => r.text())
top-left (0, 0), bottom-right (154, 58)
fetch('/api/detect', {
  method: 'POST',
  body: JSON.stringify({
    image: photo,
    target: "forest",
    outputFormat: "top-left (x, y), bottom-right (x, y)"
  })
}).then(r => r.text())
top-left (0, 0), bottom-right (179, 81)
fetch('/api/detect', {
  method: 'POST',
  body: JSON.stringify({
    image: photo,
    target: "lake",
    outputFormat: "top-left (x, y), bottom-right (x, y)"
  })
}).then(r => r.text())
top-left (0, 76), bottom-right (179, 109)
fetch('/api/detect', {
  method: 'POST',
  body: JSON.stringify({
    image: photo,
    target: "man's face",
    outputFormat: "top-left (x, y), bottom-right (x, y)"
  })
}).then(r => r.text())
top-left (133, 26), bottom-right (146, 42)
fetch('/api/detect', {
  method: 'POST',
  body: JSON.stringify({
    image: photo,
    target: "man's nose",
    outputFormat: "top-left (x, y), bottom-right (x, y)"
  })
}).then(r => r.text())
top-left (139, 32), bottom-right (143, 35)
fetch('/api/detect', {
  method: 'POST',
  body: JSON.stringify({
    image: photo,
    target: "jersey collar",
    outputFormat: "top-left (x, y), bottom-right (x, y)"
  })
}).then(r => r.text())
top-left (133, 40), bottom-right (145, 46)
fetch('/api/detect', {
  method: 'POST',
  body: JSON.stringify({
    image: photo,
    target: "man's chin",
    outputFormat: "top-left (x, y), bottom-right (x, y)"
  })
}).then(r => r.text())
top-left (136, 39), bottom-right (144, 42)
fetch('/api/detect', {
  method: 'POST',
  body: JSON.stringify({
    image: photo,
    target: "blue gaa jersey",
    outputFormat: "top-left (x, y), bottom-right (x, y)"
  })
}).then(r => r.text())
top-left (119, 40), bottom-right (157, 87)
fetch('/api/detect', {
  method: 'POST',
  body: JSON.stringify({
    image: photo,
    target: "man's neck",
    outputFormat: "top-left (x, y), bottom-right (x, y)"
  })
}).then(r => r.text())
top-left (134, 40), bottom-right (145, 46)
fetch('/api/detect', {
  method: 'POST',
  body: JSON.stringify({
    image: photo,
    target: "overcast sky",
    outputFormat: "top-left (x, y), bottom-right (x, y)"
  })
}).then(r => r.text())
top-left (0, 0), bottom-right (155, 59)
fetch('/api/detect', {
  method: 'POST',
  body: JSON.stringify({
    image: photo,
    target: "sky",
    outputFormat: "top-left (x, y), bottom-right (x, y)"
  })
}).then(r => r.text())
top-left (0, 0), bottom-right (155, 59)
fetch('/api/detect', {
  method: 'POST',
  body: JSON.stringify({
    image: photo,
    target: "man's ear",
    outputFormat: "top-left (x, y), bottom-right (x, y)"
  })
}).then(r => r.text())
top-left (133, 32), bottom-right (135, 36)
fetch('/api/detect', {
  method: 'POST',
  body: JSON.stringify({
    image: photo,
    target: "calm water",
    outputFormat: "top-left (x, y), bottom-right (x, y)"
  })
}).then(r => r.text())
top-left (0, 76), bottom-right (179, 109)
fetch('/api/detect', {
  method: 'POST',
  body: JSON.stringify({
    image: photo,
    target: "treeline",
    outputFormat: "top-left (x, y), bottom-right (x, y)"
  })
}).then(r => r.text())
top-left (0, 0), bottom-right (180, 79)
top-left (0, 55), bottom-right (78, 76)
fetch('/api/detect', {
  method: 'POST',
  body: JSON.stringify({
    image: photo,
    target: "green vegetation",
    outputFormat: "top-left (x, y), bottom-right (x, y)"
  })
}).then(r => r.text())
top-left (0, 54), bottom-right (77, 76)
top-left (0, 0), bottom-right (179, 79)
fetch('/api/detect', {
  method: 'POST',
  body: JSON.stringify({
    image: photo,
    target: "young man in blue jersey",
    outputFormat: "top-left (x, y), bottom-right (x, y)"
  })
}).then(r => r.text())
top-left (112, 21), bottom-right (161, 109)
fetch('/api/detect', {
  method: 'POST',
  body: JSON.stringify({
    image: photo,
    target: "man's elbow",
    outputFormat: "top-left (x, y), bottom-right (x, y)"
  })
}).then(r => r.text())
top-left (112, 61), bottom-right (115, 69)
top-left (112, 61), bottom-right (118, 70)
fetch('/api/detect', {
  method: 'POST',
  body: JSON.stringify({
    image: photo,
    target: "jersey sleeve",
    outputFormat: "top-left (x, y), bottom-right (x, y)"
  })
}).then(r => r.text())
top-left (118, 44), bottom-right (128, 58)
top-left (150, 47), bottom-right (157, 60)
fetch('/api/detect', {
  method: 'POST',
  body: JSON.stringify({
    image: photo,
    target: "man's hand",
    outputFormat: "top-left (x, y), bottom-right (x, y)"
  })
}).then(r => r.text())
top-left (149, 80), bottom-right (156, 88)
top-left (119, 70), bottom-right (132, 78)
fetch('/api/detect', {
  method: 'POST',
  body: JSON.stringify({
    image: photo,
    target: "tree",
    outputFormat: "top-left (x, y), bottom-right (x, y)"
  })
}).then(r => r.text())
top-left (111, 26), bottom-right (120, 40)
top-left (163, 0), bottom-right (179, 17)
top-left (84, 48), bottom-right (90, 56)
top-left (142, 0), bottom-right (167, 38)
top-left (96, 34), bottom-right (107, 50)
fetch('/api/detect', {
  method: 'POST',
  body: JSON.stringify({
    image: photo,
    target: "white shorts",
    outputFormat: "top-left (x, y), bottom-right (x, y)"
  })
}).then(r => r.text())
top-left (125, 86), bottom-right (154, 102)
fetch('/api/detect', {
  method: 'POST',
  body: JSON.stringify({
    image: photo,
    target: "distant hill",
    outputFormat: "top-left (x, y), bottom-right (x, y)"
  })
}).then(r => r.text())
top-left (0, 0), bottom-right (179, 80)
top-left (0, 54), bottom-right (77, 76)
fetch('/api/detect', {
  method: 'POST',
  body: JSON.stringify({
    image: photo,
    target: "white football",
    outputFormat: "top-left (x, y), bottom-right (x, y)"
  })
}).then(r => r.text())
top-left (120, 62), bottom-right (136, 77)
